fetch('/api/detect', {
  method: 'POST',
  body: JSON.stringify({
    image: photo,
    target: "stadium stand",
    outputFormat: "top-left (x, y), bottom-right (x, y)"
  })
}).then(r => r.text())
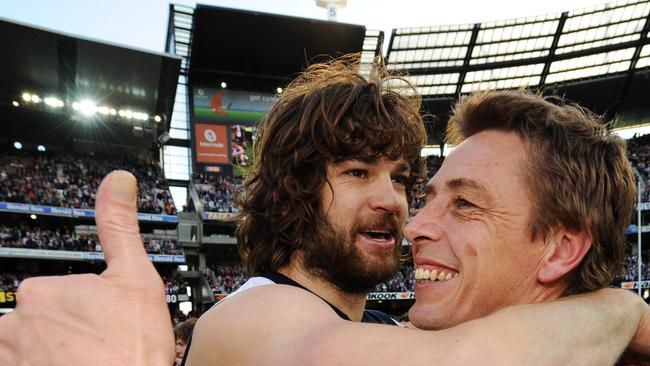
top-left (201, 263), bottom-right (248, 295)
top-left (0, 149), bottom-right (176, 215)
top-left (0, 224), bottom-right (183, 255)
top-left (627, 134), bottom-right (650, 202)
top-left (192, 172), bottom-right (244, 214)
top-left (620, 253), bottom-right (650, 281)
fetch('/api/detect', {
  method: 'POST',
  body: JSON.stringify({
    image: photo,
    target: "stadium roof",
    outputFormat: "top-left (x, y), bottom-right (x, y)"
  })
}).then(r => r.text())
top-left (0, 17), bottom-right (181, 151)
top-left (385, 0), bottom-right (650, 144)
top-left (187, 5), bottom-right (368, 92)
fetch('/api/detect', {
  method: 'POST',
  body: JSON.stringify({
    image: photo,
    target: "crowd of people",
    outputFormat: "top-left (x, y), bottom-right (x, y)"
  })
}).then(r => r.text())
top-left (200, 263), bottom-right (418, 295)
top-left (627, 134), bottom-right (650, 202)
top-left (618, 252), bottom-right (650, 282)
top-left (193, 172), bottom-right (244, 214)
top-left (371, 266), bottom-right (415, 293)
top-left (0, 150), bottom-right (176, 214)
top-left (0, 225), bottom-right (183, 255)
top-left (201, 263), bottom-right (247, 295)
top-left (0, 273), bottom-right (25, 292)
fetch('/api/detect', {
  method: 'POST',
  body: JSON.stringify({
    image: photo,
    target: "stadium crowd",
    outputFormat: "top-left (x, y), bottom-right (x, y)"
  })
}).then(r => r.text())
top-left (627, 134), bottom-right (650, 202)
top-left (1, 271), bottom-right (187, 296)
top-left (201, 263), bottom-right (247, 295)
top-left (0, 150), bottom-right (176, 214)
top-left (618, 252), bottom-right (650, 282)
top-left (371, 266), bottom-right (415, 293)
top-left (192, 172), bottom-right (244, 214)
top-left (0, 225), bottom-right (182, 255)
top-left (0, 273), bottom-right (25, 292)
top-left (201, 263), bottom-right (417, 295)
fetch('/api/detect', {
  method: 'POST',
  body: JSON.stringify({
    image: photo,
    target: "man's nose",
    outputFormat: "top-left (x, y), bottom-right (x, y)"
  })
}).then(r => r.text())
top-left (368, 175), bottom-right (404, 214)
top-left (405, 201), bottom-right (444, 249)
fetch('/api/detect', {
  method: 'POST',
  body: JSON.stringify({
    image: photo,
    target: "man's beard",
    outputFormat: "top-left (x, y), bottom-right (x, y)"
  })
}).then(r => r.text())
top-left (301, 212), bottom-right (402, 295)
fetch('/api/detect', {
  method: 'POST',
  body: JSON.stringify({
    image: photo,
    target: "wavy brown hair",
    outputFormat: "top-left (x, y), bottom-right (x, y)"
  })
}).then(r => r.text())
top-left (447, 89), bottom-right (636, 294)
top-left (237, 54), bottom-right (427, 275)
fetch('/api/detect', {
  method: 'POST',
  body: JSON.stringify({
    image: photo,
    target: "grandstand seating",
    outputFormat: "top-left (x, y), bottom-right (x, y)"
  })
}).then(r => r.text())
top-left (0, 225), bottom-right (183, 255)
top-left (619, 253), bottom-right (650, 282)
top-left (627, 134), bottom-right (650, 202)
top-left (0, 150), bottom-right (176, 215)
top-left (372, 266), bottom-right (415, 293)
top-left (201, 264), bottom-right (247, 295)
top-left (192, 172), bottom-right (244, 214)
top-left (201, 263), bottom-right (417, 297)
top-left (0, 271), bottom-right (187, 295)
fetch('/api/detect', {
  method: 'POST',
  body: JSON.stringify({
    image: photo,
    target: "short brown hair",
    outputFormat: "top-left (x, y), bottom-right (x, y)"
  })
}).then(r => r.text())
top-left (237, 54), bottom-right (427, 275)
top-left (174, 318), bottom-right (197, 344)
top-left (446, 89), bottom-right (636, 294)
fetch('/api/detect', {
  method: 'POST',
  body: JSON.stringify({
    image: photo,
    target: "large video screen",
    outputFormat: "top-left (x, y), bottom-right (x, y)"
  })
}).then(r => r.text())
top-left (191, 87), bottom-right (276, 173)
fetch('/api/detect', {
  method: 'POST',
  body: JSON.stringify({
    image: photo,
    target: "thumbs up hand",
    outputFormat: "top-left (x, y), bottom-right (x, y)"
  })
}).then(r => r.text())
top-left (0, 171), bottom-right (175, 365)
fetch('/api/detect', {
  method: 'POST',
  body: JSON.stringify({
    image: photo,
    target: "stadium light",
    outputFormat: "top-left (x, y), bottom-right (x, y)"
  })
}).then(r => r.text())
top-left (44, 97), bottom-right (64, 108)
top-left (37, 145), bottom-right (46, 152)
top-left (276, 87), bottom-right (283, 93)
top-left (79, 100), bottom-right (97, 116)
top-left (133, 112), bottom-right (148, 121)
top-left (13, 141), bottom-right (22, 150)
top-left (11, 101), bottom-right (19, 107)
top-left (30, 214), bottom-right (37, 220)
top-left (97, 106), bottom-right (110, 115)
top-left (31, 95), bottom-right (41, 103)
top-left (220, 81), bottom-right (227, 88)
top-left (22, 93), bottom-right (31, 102)
top-left (154, 115), bottom-right (162, 123)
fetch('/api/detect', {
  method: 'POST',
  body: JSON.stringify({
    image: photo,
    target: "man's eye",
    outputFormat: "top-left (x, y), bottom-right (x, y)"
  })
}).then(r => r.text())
top-left (346, 169), bottom-right (367, 178)
top-left (392, 175), bottom-right (409, 186)
top-left (455, 196), bottom-right (475, 209)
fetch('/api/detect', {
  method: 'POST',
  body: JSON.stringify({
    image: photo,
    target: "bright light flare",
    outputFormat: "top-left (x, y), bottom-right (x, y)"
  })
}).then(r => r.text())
top-left (13, 141), bottom-right (23, 150)
top-left (44, 97), bottom-right (64, 108)
top-left (22, 93), bottom-right (31, 102)
top-left (79, 100), bottom-right (97, 116)
top-left (37, 145), bottom-right (46, 152)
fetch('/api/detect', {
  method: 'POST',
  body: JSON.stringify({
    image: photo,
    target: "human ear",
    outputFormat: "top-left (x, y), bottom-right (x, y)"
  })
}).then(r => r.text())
top-left (537, 228), bottom-right (592, 284)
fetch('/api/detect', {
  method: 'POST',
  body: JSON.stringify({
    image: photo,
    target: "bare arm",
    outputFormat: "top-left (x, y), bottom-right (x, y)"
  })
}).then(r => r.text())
top-left (301, 289), bottom-right (648, 366)
top-left (188, 285), bottom-right (648, 366)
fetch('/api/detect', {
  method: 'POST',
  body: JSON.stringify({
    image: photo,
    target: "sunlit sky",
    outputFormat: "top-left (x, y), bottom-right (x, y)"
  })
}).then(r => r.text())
top-left (5, 0), bottom-right (614, 55)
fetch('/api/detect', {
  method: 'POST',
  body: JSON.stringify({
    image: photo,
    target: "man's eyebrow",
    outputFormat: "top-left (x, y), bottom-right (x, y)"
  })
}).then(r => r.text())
top-left (335, 156), bottom-right (410, 173)
top-left (334, 156), bottom-right (377, 165)
top-left (393, 161), bottom-right (411, 174)
top-left (447, 178), bottom-right (492, 199)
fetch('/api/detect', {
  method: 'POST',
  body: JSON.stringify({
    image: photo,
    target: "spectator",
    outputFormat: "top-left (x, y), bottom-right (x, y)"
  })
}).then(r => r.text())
top-left (174, 318), bottom-right (197, 366)
top-left (0, 150), bottom-right (176, 214)
top-left (0, 225), bottom-right (183, 255)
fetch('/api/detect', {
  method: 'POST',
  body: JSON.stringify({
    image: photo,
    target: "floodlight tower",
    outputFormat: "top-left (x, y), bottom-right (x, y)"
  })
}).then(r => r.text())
top-left (316, 0), bottom-right (347, 21)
